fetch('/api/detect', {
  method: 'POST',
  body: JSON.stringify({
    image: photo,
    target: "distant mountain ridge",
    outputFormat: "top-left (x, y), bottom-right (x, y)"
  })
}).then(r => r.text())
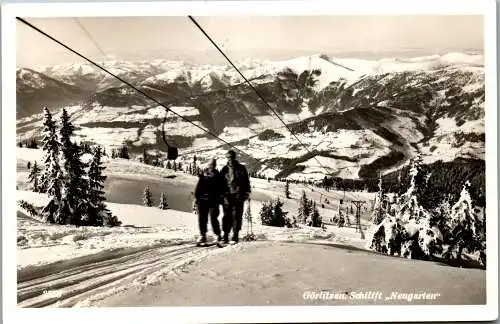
top-left (16, 52), bottom-right (485, 180)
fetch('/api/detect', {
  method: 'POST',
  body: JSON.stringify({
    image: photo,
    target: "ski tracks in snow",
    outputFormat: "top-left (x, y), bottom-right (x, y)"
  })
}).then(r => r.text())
top-left (17, 242), bottom-right (231, 308)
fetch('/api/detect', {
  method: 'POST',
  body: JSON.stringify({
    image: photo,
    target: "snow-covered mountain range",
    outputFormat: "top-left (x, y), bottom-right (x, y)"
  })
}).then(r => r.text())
top-left (16, 52), bottom-right (485, 180)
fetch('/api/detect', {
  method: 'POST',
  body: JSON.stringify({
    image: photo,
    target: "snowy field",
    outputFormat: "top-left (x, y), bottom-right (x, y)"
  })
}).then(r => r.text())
top-left (14, 144), bottom-right (485, 308)
top-left (97, 241), bottom-right (486, 307)
top-left (16, 186), bottom-right (371, 308)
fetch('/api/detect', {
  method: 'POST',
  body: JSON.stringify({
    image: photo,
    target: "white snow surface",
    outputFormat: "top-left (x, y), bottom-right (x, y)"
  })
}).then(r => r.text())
top-left (16, 150), bottom-right (376, 308)
top-left (17, 187), bottom-right (370, 269)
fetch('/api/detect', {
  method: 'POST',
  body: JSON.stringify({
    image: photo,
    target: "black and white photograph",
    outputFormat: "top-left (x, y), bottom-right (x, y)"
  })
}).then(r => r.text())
top-left (2, 0), bottom-right (498, 323)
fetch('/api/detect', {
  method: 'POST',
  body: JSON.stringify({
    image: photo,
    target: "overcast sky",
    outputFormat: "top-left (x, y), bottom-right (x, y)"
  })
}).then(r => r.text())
top-left (17, 15), bottom-right (484, 68)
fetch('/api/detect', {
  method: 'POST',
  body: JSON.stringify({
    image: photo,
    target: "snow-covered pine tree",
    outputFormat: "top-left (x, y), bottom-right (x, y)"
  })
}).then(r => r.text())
top-left (272, 198), bottom-right (288, 227)
top-left (142, 149), bottom-right (149, 165)
top-left (27, 138), bottom-right (38, 149)
top-left (310, 201), bottom-right (322, 227)
top-left (396, 156), bottom-right (430, 223)
top-left (173, 161), bottom-right (177, 172)
top-left (260, 201), bottom-right (273, 225)
top-left (306, 198), bottom-right (315, 224)
top-left (119, 145), bottom-right (130, 159)
top-left (285, 181), bottom-right (290, 199)
top-left (298, 191), bottom-right (312, 224)
top-left (260, 198), bottom-right (291, 228)
top-left (59, 108), bottom-right (89, 226)
top-left (27, 161), bottom-right (41, 192)
top-left (39, 107), bottom-right (64, 223)
top-left (366, 155), bottom-right (443, 260)
top-left (426, 192), bottom-right (452, 241)
top-left (444, 181), bottom-right (485, 262)
top-left (371, 175), bottom-right (388, 225)
top-left (87, 146), bottom-right (116, 226)
top-left (143, 185), bottom-right (153, 207)
top-left (158, 192), bottom-right (169, 210)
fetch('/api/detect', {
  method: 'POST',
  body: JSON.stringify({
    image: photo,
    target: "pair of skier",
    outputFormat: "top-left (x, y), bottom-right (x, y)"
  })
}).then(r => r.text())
top-left (194, 150), bottom-right (251, 245)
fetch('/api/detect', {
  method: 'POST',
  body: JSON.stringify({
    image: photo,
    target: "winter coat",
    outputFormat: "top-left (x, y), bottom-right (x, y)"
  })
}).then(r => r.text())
top-left (220, 161), bottom-right (251, 201)
top-left (194, 168), bottom-right (225, 205)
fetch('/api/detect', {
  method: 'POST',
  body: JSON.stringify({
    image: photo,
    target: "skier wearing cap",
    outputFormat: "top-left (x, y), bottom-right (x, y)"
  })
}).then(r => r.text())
top-left (220, 150), bottom-right (251, 244)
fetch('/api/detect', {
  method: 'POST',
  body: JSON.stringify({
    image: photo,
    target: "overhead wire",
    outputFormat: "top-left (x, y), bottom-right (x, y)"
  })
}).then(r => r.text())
top-left (187, 16), bottom-right (334, 178)
top-left (16, 17), bottom-right (257, 164)
top-left (18, 17), bottom-right (371, 202)
top-left (73, 18), bottom-right (108, 59)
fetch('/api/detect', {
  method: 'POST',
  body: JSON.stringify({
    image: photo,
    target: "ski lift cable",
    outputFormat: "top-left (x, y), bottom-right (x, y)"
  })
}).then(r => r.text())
top-left (73, 17), bottom-right (176, 154)
top-left (73, 15), bottom-right (377, 190)
top-left (17, 17), bottom-right (288, 175)
top-left (18, 17), bottom-right (371, 201)
top-left (65, 16), bottom-right (278, 160)
top-left (16, 17), bottom-right (259, 164)
top-left (188, 16), bottom-right (333, 177)
top-left (73, 18), bottom-right (108, 59)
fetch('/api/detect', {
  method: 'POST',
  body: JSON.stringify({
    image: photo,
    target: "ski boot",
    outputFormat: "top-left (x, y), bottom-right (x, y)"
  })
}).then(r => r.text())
top-left (196, 235), bottom-right (208, 247)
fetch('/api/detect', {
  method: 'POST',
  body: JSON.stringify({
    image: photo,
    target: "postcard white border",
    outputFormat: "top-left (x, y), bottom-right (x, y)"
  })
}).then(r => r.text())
top-left (2, 0), bottom-right (497, 323)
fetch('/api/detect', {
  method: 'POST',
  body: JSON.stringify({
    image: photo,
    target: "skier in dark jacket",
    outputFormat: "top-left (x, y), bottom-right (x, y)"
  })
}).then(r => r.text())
top-left (220, 150), bottom-right (251, 244)
top-left (194, 158), bottom-right (224, 244)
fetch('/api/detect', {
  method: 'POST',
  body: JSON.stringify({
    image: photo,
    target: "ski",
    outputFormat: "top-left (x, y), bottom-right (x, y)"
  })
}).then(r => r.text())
top-left (217, 241), bottom-right (238, 248)
top-left (216, 242), bottom-right (229, 248)
top-left (195, 241), bottom-right (218, 247)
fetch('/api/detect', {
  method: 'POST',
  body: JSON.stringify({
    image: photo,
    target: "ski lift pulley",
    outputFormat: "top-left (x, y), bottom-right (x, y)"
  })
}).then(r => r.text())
top-left (161, 106), bottom-right (178, 160)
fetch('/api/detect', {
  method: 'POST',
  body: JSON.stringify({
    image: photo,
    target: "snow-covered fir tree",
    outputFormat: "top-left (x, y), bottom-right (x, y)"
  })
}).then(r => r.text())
top-left (310, 201), bottom-right (322, 228)
top-left (365, 156), bottom-right (443, 260)
top-left (27, 161), bottom-right (41, 192)
top-left (59, 108), bottom-right (89, 226)
top-left (27, 138), bottom-right (38, 149)
top-left (298, 191), bottom-right (311, 223)
top-left (261, 198), bottom-right (289, 227)
top-left (158, 192), bottom-right (169, 210)
top-left (444, 181), bottom-right (485, 262)
top-left (39, 107), bottom-right (64, 223)
top-left (371, 176), bottom-right (390, 225)
top-left (87, 146), bottom-right (116, 226)
top-left (143, 185), bottom-right (153, 207)
top-left (260, 201), bottom-right (273, 225)
top-left (118, 145), bottom-right (130, 159)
